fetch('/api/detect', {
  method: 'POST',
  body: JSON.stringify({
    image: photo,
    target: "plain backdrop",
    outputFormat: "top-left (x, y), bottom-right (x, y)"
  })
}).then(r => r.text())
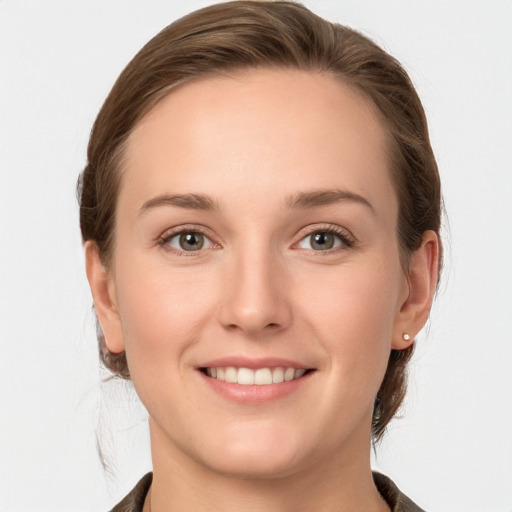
top-left (1, 1), bottom-right (511, 511)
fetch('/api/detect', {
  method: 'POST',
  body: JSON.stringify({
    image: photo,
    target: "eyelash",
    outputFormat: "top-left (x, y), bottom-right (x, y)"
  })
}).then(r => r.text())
top-left (294, 224), bottom-right (355, 253)
top-left (156, 224), bottom-right (355, 256)
top-left (157, 225), bottom-right (217, 256)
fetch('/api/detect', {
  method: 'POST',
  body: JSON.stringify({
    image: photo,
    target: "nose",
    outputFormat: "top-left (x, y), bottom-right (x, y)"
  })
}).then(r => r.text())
top-left (218, 248), bottom-right (293, 337)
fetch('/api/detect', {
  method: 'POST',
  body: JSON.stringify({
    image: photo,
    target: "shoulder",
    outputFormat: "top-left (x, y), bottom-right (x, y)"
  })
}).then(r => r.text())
top-left (373, 472), bottom-right (426, 512)
top-left (109, 473), bottom-right (153, 512)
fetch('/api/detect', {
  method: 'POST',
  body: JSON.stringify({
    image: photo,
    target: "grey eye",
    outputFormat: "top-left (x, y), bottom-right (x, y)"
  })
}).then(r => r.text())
top-left (298, 231), bottom-right (342, 251)
top-left (167, 232), bottom-right (212, 251)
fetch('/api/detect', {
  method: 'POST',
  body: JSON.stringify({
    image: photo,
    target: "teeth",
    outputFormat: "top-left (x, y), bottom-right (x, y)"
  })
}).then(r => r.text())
top-left (225, 366), bottom-right (237, 383)
top-left (254, 368), bottom-right (272, 385)
top-left (205, 366), bottom-right (309, 385)
top-left (237, 367), bottom-right (255, 385)
top-left (272, 367), bottom-right (284, 383)
top-left (284, 368), bottom-right (295, 381)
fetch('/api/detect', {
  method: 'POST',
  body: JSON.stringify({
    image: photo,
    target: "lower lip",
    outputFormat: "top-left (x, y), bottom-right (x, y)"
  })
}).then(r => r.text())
top-left (198, 370), bottom-right (314, 404)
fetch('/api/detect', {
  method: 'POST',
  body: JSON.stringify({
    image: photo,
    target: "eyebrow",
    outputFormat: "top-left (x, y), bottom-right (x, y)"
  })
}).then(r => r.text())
top-left (138, 188), bottom-right (374, 215)
top-left (285, 189), bottom-right (374, 212)
top-left (139, 193), bottom-right (218, 215)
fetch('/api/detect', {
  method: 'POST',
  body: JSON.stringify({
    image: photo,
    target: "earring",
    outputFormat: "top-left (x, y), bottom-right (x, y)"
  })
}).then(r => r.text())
top-left (402, 333), bottom-right (411, 341)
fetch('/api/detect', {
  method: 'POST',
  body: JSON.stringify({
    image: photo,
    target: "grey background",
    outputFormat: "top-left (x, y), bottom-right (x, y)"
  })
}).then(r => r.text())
top-left (1, 1), bottom-right (511, 510)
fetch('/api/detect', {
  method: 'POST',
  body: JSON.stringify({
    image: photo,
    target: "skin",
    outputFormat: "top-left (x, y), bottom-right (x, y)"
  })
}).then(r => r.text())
top-left (86, 69), bottom-right (438, 512)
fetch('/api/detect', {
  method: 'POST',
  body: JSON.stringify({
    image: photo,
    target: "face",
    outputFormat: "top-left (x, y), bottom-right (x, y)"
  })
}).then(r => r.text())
top-left (103, 69), bottom-right (411, 478)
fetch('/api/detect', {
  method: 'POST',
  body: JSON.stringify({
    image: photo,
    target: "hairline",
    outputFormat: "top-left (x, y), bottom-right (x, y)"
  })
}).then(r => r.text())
top-left (101, 65), bottom-right (408, 272)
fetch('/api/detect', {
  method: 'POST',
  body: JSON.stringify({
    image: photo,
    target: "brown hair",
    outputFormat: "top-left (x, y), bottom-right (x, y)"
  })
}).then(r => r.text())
top-left (78, 0), bottom-right (442, 440)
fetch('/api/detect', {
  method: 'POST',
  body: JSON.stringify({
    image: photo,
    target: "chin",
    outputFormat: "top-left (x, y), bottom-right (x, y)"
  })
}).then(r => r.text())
top-left (192, 425), bottom-right (316, 480)
top-left (203, 451), bottom-right (306, 481)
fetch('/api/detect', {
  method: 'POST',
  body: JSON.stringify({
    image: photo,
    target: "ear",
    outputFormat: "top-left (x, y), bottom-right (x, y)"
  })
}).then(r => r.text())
top-left (84, 241), bottom-right (125, 354)
top-left (392, 230), bottom-right (440, 350)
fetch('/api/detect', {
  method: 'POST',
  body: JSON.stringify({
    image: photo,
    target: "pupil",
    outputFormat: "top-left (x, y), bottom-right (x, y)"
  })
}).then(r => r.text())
top-left (180, 232), bottom-right (204, 251)
top-left (311, 232), bottom-right (334, 250)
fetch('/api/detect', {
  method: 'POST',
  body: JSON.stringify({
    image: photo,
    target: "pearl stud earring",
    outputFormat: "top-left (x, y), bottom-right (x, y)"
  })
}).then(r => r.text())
top-left (403, 333), bottom-right (411, 341)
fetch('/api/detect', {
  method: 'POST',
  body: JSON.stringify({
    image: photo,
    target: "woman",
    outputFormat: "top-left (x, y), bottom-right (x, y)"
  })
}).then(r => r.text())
top-left (78, 1), bottom-right (441, 511)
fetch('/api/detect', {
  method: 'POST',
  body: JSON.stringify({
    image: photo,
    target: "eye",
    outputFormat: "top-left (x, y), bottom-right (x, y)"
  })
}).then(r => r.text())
top-left (297, 229), bottom-right (352, 251)
top-left (164, 231), bottom-right (214, 252)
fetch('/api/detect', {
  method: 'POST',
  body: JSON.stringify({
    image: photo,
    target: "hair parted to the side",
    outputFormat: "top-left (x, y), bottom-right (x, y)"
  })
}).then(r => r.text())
top-left (77, 0), bottom-right (442, 440)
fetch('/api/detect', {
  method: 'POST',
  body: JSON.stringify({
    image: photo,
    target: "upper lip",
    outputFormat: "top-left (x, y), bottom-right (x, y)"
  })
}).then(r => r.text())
top-left (198, 356), bottom-right (314, 370)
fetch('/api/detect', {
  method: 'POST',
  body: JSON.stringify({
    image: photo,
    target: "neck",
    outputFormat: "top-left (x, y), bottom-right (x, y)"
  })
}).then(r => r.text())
top-left (146, 419), bottom-right (390, 512)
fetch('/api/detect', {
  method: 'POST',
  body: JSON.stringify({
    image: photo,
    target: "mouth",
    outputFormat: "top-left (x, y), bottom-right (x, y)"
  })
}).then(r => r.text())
top-left (200, 366), bottom-right (315, 385)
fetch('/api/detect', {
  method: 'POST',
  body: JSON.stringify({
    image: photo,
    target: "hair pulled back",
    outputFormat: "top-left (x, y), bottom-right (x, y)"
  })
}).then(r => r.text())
top-left (78, 0), bottom-right (442, 440)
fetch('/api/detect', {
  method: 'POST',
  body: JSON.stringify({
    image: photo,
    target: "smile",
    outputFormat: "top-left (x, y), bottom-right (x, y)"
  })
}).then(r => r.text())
top-left (203, 366), bottom-right (309, 385)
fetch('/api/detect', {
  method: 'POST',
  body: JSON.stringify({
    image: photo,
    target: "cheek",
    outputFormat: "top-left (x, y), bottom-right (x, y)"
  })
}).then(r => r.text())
top-left (113, 254), bottom-right (219, 377)
top-left (297, 256), bottom-right (403, 386)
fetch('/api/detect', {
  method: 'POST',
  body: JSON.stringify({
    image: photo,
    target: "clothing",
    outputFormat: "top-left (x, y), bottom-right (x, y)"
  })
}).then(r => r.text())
top-left (110, 471), bottom-right (425, 512)
top-left (110, 473), bottom-right (152, 512)
top-left (373, 472), bottom-right (426, 512)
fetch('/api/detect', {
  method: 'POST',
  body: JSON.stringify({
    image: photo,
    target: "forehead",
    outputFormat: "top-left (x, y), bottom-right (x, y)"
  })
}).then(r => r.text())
top-left (121, 68), bottom-right (395, 220)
